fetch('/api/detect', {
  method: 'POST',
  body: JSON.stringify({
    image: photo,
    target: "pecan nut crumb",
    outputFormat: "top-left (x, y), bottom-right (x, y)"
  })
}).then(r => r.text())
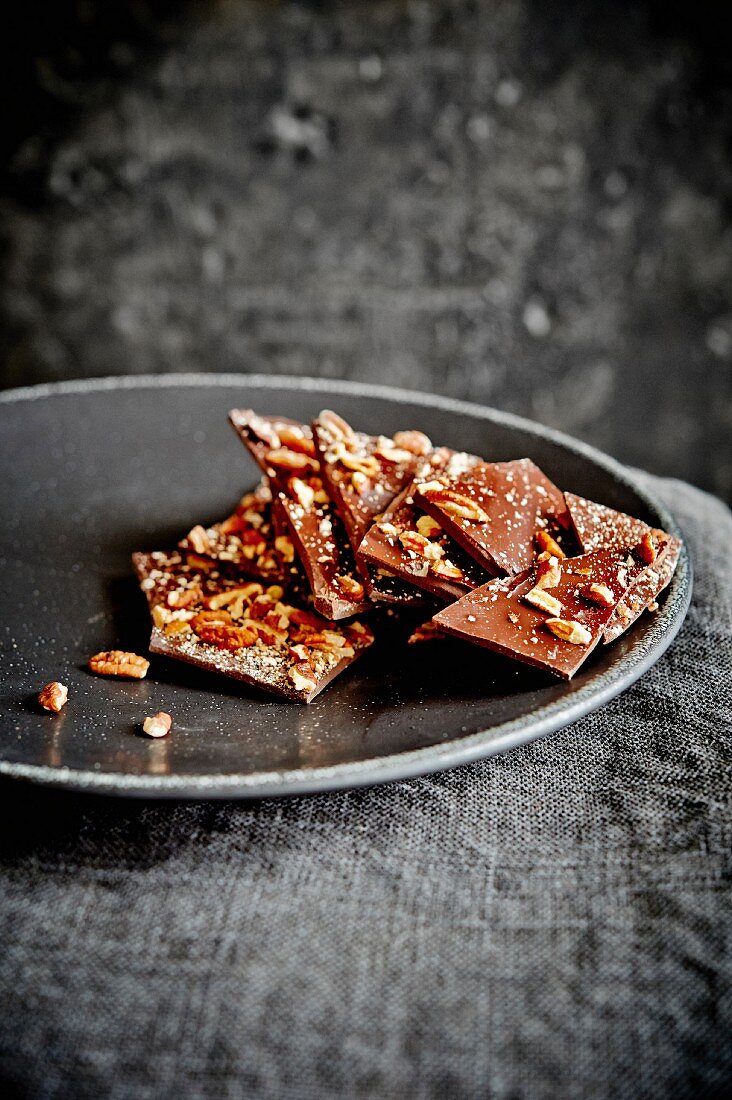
top-left (584, 582), bottom-right (615, 607)
top-left (266, 447), bottom-right (318, 472)
top-left (545, 618), bottom-right (592, 646)
top-left (289, 477), bottom-right (315, 509)
top-left (340, 452), bottom-right (380, 478)
top-left (423, 488), bottom-right (489, 522)
top-left (276, 425), bottom-right (316, 456)
top-left (431, 559), bottom-right (463, 580)
top-left (88, 651), bottom-right (150, 679)
top-left (186, 525), bottom-right (211, 554)
top-left (194, 623), bottom-right (258, 651)
top-left (392, 429), bottom-right (432, 456)
top-left (534, 529), bottom-right (566, 559)
top-left (318, 409), bottom-right (355, 441)
top-left (335, 574), bottom-right (365, 600)
top-left (637, 532), bottom-right (658, 564)
top-left (416, 514), bottom-right (442, 538)
top-left (524, 587), bottom-right (563, 616)
top-left (288, 664), bottom-right (318, 693)
top-left (535, 555), bottom-right (562, 589)
top-left (38, 681), bottom-right (68, 713)
top-left (142, 711), bottom-right (172, 738)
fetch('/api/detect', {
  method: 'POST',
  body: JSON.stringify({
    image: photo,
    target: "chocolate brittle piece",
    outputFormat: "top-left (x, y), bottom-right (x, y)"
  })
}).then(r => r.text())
top-left (178, 480), bottom-right (299, 584)
top-left (312, 411), bottom-right (432, 604)
top-left (564, 492), bottom-right (682, 641)
top-left (414, 458), bottom-right (572, 576)
top-left (133, 551), bottom-right (374, 703)
top-left (433, 539), bottom-right (662, 680)
top-left (228, 410), bottom-right (369, 619)
top-left (358, 447), bottom-right (490, 602)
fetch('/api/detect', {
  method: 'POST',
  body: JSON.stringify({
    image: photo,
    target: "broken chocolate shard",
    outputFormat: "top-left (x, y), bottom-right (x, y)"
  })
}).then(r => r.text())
top-left (312, 410), bottom-right (431, 604)
top-left (228, 409), bottom-right (370, 619)
top-left (133, 550), bottom-right (374, 703)
top-left (565, 492), bottom-right (661, 553)
top-left (603, 542), bottom-right (681, 642)
top-left (564, 492), bottom-right (682, 641)
top-left (413, 458), bottom-right (571, 577)
top-left (178, 480), bottom-right (300, 584)
top-left (433, 542), bottom-right (653, 680)
top-left (358, 447), bottom-right (491, 602)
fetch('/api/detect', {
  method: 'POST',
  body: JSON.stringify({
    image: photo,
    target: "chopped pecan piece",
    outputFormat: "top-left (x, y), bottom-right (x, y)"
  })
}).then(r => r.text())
top-left (205, 584), bottom-right (263, 610)
top-left (583, 583), bottom-right (615, 608)
top-left (416, 514), bottom-right (442, 538)
top-left (374, 437), bottom-right (416, 464)
top-left (193, 622), bottom-right (258, 650)
top-left (545, 618), bottom-right (592, 646)
top-left (535, 529), bottom-right (566, 559)
top-left (637, 532), bottom-right (658, 564)
top-left (89, 651), bottom-right (150, 679)
top-left (247, 414), bottom-right (281, 448)
top-left (421, 488), bottom-right (489, 523)
top-left (38, 681), bottom-right (68, 713)
top-left (524, 587), bottom-right (563, 616)
top-left (273, 535), bottom-right (295, 562)
top-left (277, 425), bottom-right (316, 456)
top-left (289, 477), bottom-right (316, 509)
top-left (186, 525), bottom-right (211, 554)
top-left (335, 574), bottom-right (365, 600)
top-left (398, 530), bottom-right (430, 556)
top-left (431, 559), bottom-right (464, 580)
top-left (164, 620), bottom-right (192, 636)
top-left (318, 409), bottom-right (355, 441)
top-left (289, 664), bottom-right (318, 692)
top-left (265, 447), bottom-right (318, 473)
top-left (340, 452), bottom-right (380, 478)
top-left (535, 555), bottom-right (562, 590)
top-left (142, 711), bottom-right (172, 739)
top-left (392, 430), bottom-right (432, 456)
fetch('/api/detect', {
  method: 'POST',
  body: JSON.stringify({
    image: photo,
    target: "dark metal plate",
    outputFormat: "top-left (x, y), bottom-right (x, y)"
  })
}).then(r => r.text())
top-left (0, 375), bottom-right (692, 798)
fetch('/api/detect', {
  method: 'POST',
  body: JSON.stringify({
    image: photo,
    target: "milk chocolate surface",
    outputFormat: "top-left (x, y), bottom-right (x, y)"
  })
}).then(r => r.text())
top-left (603, 540), bottom-right (681, 642)
top-left (358, 448), bottom-right (490, 602)
top-left (414, 458), bottom-right (571, 576)
top-left (564, 492), bottom-right (681, 641)
top-left (133, 551), bottom-right (374, 703)
top-left (564, 492), bottom-right (663, 552)
top-left (312, 411), bottom-right (432, 604)
top-left (433, 543), bottom-right (653, 679)
top-left (228, 409), bottom-right (370, 618)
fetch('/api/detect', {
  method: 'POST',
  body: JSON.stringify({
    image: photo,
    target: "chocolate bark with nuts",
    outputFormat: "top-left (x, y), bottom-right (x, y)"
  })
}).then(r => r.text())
top-left (433, 539), bottom-right (665, 679)
top-left (312, 410), bottom-right (431, 604)
top-left (564, 492), bottom-right (682, 642)
top-left (413, 458), bottom-right (572, 576)
top-left (358, 447), bottom-right (491, 602)
top-left (228, 410), bottom-right (370, 619)
top-left (178, 480), bottom-right (300, 584)
top-left (133, 551), bottom-right (374, 703)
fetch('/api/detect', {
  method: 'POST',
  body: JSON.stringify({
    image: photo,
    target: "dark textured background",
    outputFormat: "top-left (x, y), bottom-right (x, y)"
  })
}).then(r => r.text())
top-left (1, 1), bottom-right (731, 498)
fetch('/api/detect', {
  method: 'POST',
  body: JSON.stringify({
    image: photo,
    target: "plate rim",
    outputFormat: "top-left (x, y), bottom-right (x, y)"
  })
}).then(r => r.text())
top-left (0, 373), bottom-right (693, 798)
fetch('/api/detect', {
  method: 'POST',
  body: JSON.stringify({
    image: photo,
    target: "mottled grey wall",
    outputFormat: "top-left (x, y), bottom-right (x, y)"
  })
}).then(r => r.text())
top-left (1, 0), bottom-right (730, 498)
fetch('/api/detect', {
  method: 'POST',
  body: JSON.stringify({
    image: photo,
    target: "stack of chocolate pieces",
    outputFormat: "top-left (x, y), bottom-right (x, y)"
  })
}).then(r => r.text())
top-left (133, 408), bottom-right (681, 701)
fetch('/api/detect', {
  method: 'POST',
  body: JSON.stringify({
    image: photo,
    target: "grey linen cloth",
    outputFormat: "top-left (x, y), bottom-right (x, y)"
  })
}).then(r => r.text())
top-left (1, 474), bottom-right (730, 1099)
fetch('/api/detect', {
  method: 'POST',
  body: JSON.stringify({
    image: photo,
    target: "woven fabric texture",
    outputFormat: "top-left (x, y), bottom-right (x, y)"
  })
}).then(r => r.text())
top-left (1, 473), bottom-right (730, 1099)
